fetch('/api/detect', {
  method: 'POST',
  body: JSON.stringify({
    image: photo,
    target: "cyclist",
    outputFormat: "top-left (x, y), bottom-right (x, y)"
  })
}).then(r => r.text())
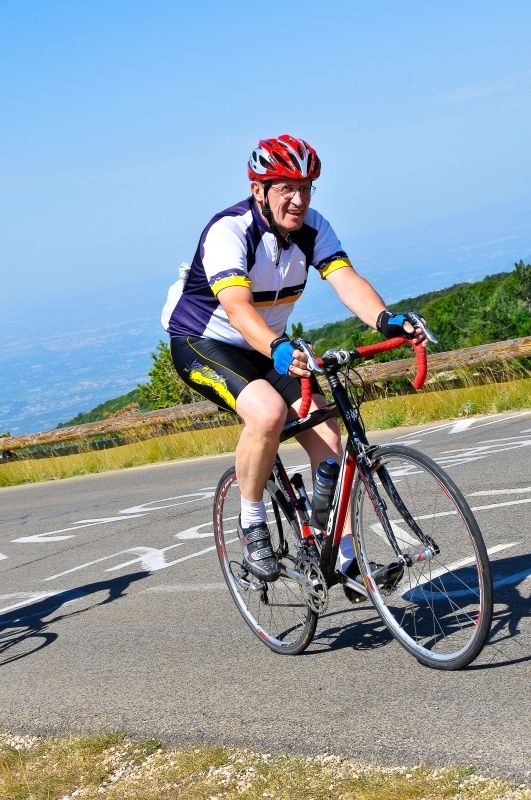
top-left (165, 134), bottom-right (427, 583)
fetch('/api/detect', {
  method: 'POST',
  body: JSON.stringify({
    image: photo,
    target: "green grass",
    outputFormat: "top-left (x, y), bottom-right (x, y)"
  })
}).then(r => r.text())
top-left (1, 377), bottom-right (529, 487)
top-left (0, 734), bottom-right (528, 800)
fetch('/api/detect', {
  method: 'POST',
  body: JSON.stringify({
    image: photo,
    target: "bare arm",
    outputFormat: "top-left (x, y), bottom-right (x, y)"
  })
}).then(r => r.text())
top-left (325, 267), bottom-right (386, 328)
top-left (217, 285), bottom-right (310, 375)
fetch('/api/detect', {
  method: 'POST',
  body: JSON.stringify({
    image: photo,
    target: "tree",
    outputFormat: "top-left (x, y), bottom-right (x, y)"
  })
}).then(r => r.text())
top-left (291, 321), bottom-right (304, 339)
top-left (138, 341), bottom-right (199, 408)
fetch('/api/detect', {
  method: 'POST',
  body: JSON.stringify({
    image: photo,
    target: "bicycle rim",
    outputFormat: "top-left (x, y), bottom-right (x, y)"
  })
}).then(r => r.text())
top-left (352, 445), bottom-right (493, 669)
top-left (213, 467), bottom-right (317, 655)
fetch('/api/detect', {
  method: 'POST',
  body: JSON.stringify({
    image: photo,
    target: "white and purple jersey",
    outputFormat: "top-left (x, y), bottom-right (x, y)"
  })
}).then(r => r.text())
top-left (167, 196), bottom-right (352, 349)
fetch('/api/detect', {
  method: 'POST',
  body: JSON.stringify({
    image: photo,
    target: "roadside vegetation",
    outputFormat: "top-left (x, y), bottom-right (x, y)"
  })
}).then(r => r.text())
top-left (1, 374), bottom-right (529, 487)
top-left (54, 261), bottom-right (530, 426)
top-left (0, 732), bottom-right (529, 799)
top-left (0, 262), bottom-right (529, 486)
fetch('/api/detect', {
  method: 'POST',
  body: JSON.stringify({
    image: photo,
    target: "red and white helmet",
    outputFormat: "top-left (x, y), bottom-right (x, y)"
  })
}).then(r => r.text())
top-left (247, 134), bottom-right (321, 182)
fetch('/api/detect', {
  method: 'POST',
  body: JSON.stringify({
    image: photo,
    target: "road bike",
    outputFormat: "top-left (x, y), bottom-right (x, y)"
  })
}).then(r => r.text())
top-left (213, 328), bottom-right (493, 670)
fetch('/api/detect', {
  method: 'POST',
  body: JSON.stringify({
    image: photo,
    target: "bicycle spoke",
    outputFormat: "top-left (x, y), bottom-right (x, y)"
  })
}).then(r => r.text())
top-left (214, 468), bottom-right (317, 655)
top-left (353, 445), bottom-right (492, 669)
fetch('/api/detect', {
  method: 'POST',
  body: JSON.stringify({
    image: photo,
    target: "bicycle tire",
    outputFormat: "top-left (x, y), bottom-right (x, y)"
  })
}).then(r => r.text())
top-left (213, 466), bottom-right (318, 655)
top-left (352, 445), bottom-right (493, 670)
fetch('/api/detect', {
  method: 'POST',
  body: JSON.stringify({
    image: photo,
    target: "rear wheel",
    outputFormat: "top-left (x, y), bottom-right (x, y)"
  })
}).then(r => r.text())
top-left (352, 445), bottom-right (493, 670)
top-left (213, 467), bottom-right (318, 655)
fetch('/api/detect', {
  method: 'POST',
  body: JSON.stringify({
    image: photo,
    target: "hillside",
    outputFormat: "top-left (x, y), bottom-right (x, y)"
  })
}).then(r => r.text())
top-left (56, 389), bottom-right (151, 428)
top-left (304, 262), bottom-right (530, 354)
top-left (59, 261), bottom-right (530, 426)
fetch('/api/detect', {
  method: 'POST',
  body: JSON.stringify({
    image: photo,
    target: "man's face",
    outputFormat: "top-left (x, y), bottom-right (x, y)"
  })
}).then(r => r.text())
top-left (251, 179), bottom-right (314, 237)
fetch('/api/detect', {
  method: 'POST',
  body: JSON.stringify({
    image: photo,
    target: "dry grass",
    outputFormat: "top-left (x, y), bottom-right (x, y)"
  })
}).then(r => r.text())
top-left (1, 377), bottom-right (529, 488)
top-left (359, 375), bottom-right (531, 431)
top-left (0, 733), bottom-right (528, 800)
top-left (0, 423), bottom-right (243, 487)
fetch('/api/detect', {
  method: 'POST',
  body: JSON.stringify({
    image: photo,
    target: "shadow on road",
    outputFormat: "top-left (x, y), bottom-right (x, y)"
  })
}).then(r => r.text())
top-left (0, 570), bottom-right (149, 667)
top-left (465, 552), bottom-right (530, 670)
top-left (305, 553), bottom-right (530, 669)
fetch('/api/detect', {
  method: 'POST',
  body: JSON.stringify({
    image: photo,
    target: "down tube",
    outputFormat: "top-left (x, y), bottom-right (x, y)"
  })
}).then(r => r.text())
top-left (320, 449), bottom-right (357, 583)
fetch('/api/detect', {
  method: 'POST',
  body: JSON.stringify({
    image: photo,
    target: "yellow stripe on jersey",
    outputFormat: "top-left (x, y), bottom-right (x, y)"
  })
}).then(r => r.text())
top-left (253, 294), bottom-right (300, 307)
top-left (320, 257), bottom-right (353, 280)
top-left (211, 275), bottom-right (252, 295)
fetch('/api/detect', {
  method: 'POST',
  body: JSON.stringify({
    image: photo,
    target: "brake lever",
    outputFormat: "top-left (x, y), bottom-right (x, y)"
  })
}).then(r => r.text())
top-left (294, 338), bottom-right (324, 373)
top-left (408, 312), bottom-right (439, 345)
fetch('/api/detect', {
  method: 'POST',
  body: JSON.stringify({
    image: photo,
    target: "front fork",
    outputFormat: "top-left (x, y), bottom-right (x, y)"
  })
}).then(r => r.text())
top-left (356, 449), bottom-right (439, 566)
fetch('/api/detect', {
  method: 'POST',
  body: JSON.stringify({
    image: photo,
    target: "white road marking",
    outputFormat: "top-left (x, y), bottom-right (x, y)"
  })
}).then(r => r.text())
top-left (0, 552), bottom-right (8, 561)
top-left (371, 521), bottom-right (420, 547)
top-left (406, 541), bottom-right (520, 587)
top-left (11, 489), bottom-right (219, 544)
top-left (106, 544), bottom-right (186, 572)
top-left (468, 487), bottom-right (531, 496)
top-left (471, 498), bottom-right (531, 512)
top-left (12, 515), bottom-right (146, 543)
top-left (462, 411), bottom-right (530, 430)
top-left (492, 570), bottom-right (531, 589)
top-left (120, 489), bottom-right (216, 514)
top-left (448, 419), bottom-right (478, 434)
top-left (175, 521), bottom-right (214, 540)
top-left (0, 591), bottom-right (61, 615)
top-left (393, 411), bottom-right (531, 442)
top-left (387, 497), bottom-right (531, 525)
top-left (43, 544), bottom-right (187, 580)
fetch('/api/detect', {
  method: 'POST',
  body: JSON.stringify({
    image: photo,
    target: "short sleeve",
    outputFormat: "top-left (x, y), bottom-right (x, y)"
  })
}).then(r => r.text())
top-left (202, 218), bottom-right (252, 296)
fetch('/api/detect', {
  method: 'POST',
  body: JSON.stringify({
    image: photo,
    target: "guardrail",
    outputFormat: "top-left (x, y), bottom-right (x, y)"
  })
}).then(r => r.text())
top-left (1, 336), bottom-right (529, 457)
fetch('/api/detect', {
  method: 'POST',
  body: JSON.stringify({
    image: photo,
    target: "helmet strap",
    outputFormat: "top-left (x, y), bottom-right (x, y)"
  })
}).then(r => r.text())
top-left (261, 181), bottom-right (292, 250)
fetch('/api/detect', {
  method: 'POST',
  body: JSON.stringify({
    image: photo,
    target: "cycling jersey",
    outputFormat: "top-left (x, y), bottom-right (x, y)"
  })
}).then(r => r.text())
top-left (167, 197), bottom-right (352, 349)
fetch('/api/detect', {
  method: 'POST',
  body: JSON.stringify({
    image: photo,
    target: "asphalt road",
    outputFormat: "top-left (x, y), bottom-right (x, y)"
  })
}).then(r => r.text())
top-left (0, 410), bottom-right (530, 780)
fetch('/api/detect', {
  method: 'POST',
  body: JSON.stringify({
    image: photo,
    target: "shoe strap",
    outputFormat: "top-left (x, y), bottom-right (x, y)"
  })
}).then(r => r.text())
top-left (250, 546), bottom-right (275, 561)
top-left (243, 527), bottom-right (269, 545)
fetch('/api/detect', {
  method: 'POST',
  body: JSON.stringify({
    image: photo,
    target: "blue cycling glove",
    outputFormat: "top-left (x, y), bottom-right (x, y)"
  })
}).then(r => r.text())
top-left (377, 310), bottom-right (421, 339)
top-left (271, 336), bottom-right (296, 375)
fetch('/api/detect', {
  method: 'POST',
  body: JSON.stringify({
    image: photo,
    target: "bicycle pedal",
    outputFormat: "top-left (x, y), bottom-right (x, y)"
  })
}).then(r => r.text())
top-left (371, 562), bottom-right (404, 590)
top-left (236, 567), bottom-right (266, 593)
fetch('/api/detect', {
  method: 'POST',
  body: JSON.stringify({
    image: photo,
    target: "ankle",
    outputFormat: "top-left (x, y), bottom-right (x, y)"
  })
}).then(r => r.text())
top-left (240, 497), bottom-right (267, 528)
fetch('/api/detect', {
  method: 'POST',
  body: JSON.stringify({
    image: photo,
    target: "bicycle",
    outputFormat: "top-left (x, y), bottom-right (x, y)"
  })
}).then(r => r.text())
top-left (213, 325), bottom-right (493, 670)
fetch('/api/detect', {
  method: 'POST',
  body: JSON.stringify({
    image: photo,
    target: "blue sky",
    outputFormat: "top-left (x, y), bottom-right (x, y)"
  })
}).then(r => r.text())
top-left (2, 0), bottom-right (531, 318)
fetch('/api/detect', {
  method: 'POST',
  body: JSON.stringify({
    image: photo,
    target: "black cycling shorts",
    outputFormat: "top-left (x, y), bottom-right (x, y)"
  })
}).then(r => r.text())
top-left (170, 335), bottom-right (322, 413)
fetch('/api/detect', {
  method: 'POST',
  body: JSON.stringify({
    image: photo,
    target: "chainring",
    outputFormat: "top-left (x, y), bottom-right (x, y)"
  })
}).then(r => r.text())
top-left (298, 556), bottom-right (329, 614)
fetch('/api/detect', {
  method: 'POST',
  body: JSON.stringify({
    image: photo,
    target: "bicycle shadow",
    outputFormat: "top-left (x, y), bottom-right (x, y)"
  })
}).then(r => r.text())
top-left (465, 552), bottom-right (530, 670)
top-left (307, 553), bottom-right (530, 668)
top-left (0, 570), bottom-right (149, 667)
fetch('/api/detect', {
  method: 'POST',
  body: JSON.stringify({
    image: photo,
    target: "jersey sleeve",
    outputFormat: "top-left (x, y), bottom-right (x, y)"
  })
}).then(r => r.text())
top-left (202, 218), bottom-right (252, 296)
top-left (310, 212), bottom-right (353, 280)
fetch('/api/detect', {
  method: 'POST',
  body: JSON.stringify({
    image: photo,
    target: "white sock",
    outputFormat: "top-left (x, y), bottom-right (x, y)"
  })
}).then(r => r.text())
top-left (240, 497), bottom-right (267, 528)
top-left (339, 535), bottom-right (356, 571)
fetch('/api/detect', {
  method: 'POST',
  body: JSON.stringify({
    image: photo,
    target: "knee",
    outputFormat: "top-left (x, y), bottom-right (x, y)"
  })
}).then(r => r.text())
top-left (237, 385), bottom-right (287, 435)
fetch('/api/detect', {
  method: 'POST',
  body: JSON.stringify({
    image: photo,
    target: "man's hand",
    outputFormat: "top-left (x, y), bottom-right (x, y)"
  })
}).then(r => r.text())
top-left (271, 336), bottom-right (310, 376)
top-left (376, 310), bottom-right (429, 346)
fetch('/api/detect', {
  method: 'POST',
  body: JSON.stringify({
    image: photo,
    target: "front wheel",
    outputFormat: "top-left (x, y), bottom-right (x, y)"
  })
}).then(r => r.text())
top-left (352, 445), bottom-right (493, 670)
top-left (213, 467), bottom-right (318, 655)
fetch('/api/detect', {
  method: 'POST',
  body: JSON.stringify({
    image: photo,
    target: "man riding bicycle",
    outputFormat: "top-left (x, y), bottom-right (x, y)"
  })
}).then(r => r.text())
top-left (166, 134), bottom-right (427, 583)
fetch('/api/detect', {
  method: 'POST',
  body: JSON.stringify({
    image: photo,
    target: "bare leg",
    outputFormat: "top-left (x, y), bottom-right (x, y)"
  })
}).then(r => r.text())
top-left (235, 380), bottom-right (287, 502)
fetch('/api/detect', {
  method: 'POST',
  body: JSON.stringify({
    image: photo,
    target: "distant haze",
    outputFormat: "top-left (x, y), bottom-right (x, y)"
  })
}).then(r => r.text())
top-left (2, 204), bottom-right (529, 436)
top-left (1, 3), bottom-right (530, 434)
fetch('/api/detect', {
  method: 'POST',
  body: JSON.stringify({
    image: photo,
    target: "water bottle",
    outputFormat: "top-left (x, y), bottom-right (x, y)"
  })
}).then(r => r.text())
top-left (161, 262), bottom-right (191, 331)
top-left (310, 459), bottom-right (339, 529)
